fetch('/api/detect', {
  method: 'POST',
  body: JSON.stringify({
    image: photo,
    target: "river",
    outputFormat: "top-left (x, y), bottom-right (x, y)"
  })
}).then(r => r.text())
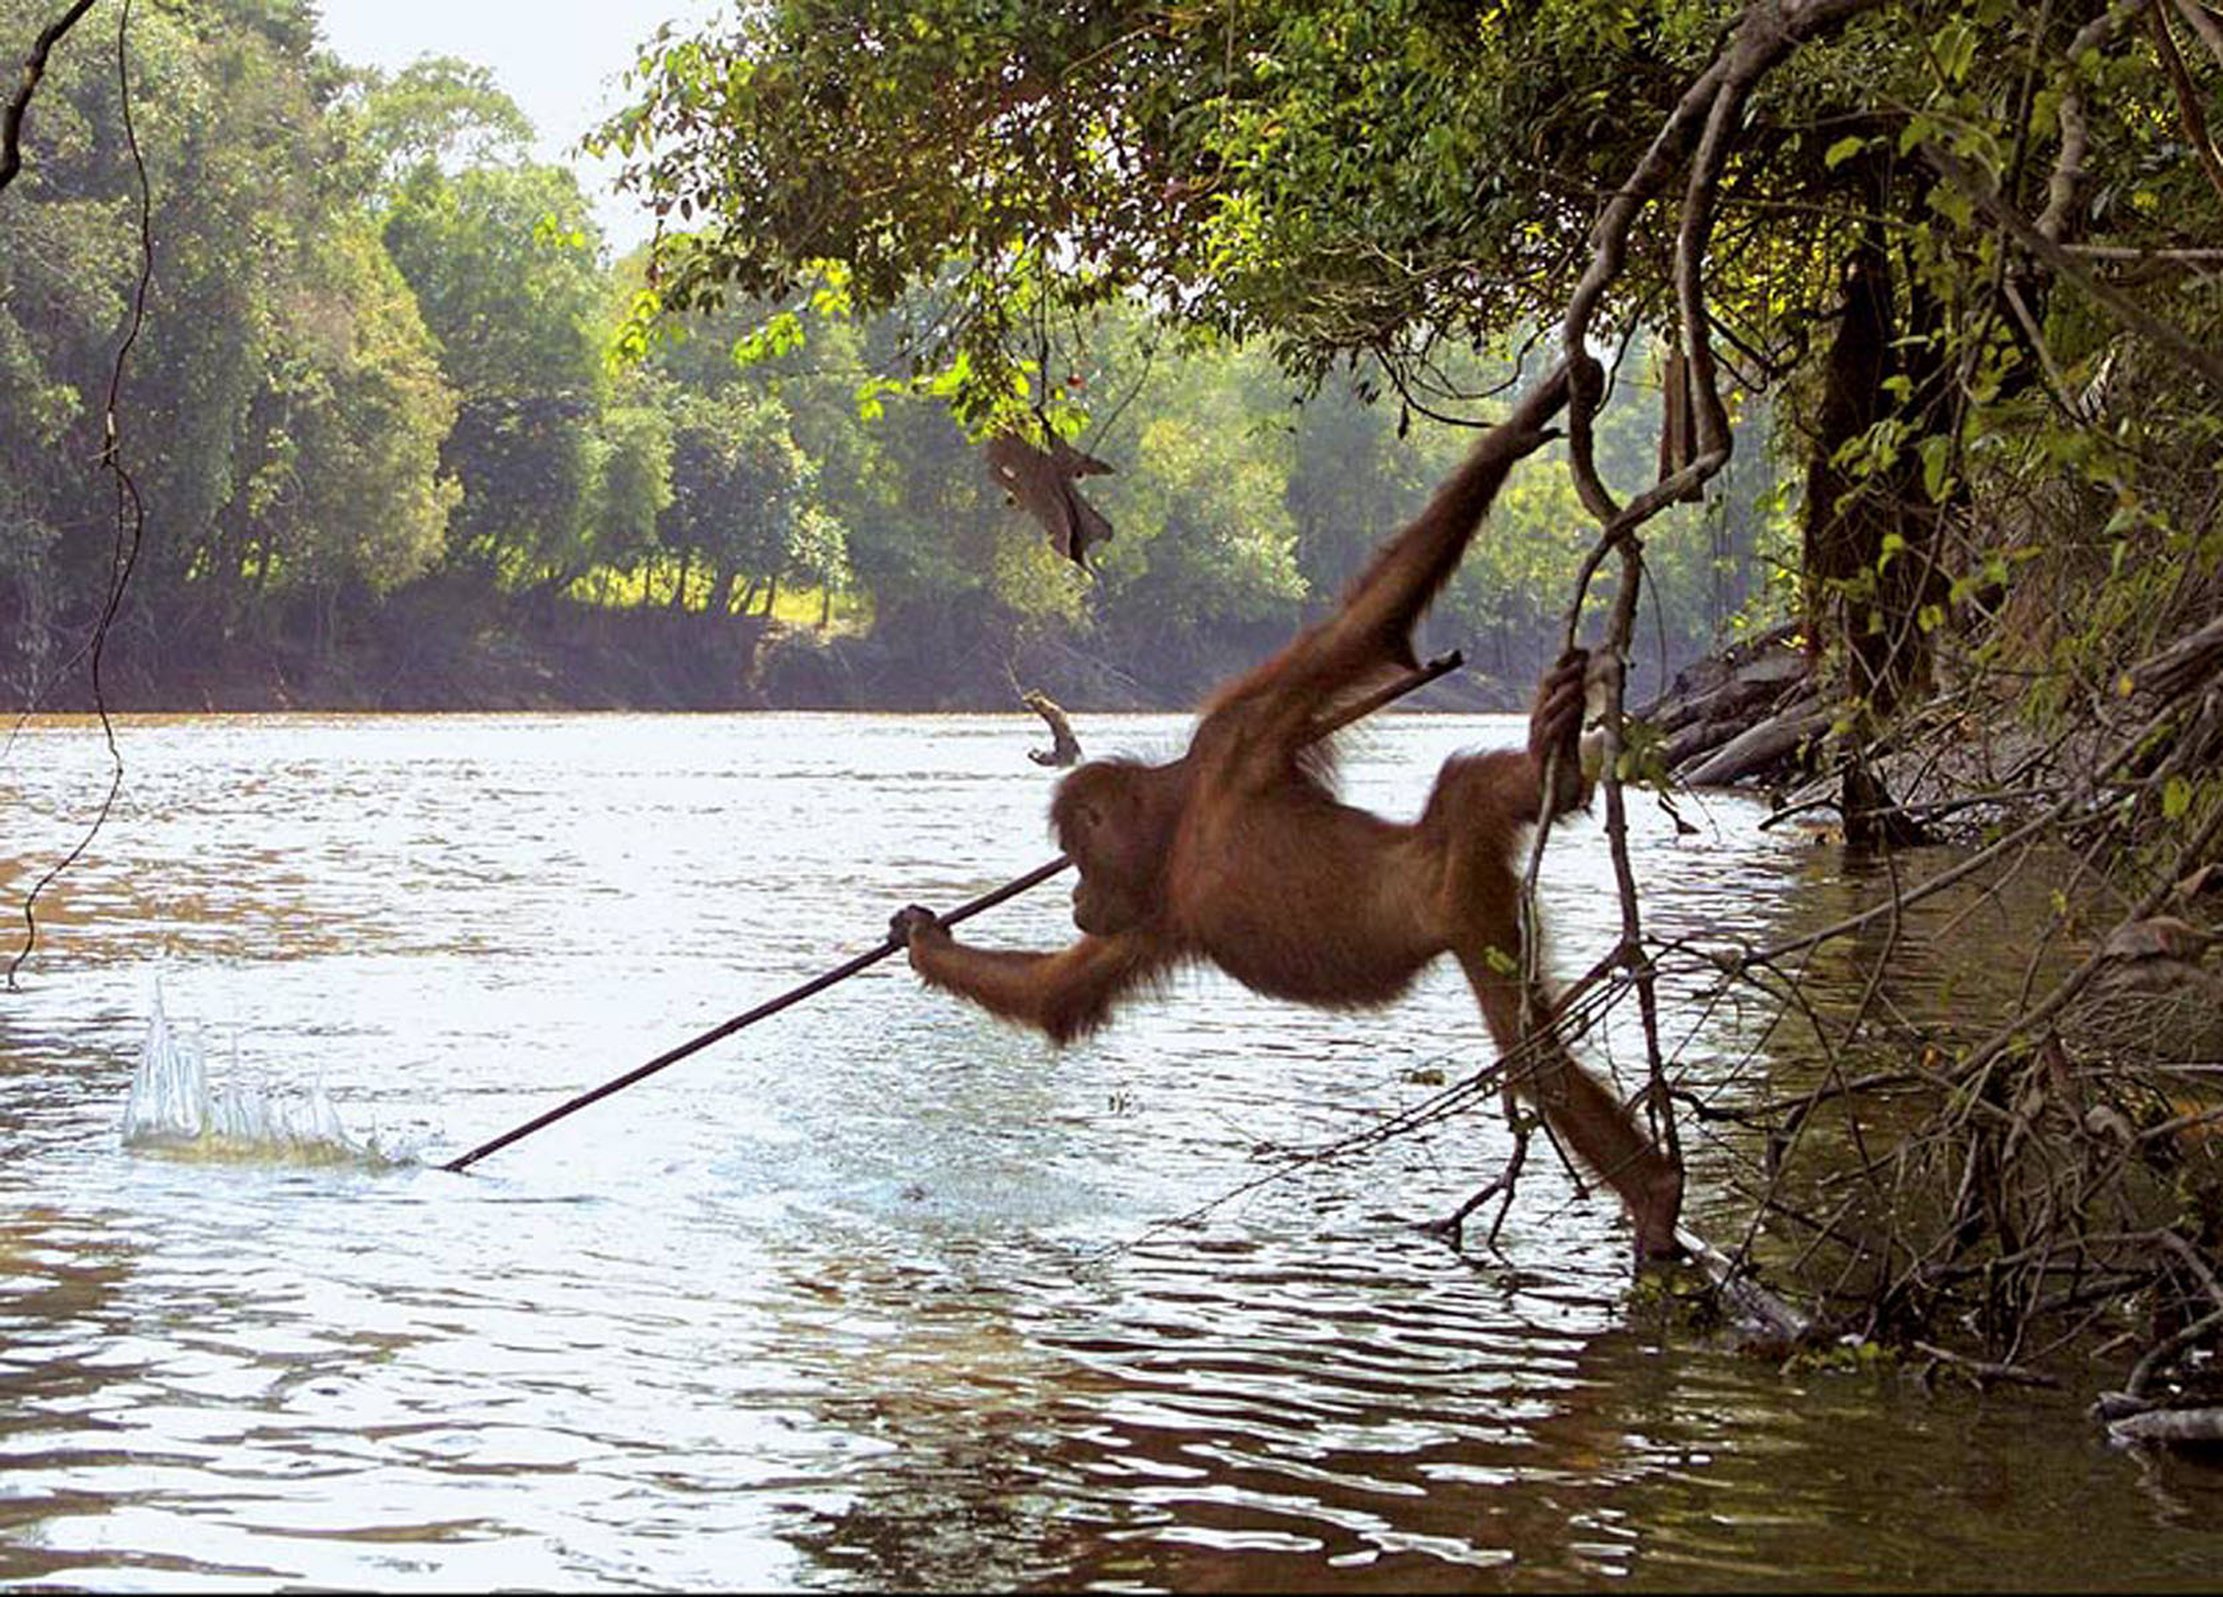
top-left (0, 711), bottom-right (2215, 1590)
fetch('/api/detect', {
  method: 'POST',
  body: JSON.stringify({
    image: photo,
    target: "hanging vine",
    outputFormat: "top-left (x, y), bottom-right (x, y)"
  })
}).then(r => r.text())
top-left (5, 0), bottom-right (152, 989)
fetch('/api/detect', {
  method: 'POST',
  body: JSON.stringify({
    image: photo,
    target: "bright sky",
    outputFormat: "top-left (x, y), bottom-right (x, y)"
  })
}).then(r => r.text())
top-left (315, 0), bottom-right (720, 253)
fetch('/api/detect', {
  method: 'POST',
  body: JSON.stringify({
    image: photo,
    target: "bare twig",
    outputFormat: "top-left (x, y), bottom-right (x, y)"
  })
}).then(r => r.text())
top-left (2158, 1228), bottom-right (2223, 1314)
top-left (0, 0), bottom-right (100, 195)
top-left (1914, 1340), bottom-right (2063, 1389)
top-left (2060, 244), bottom-right (2223, 263)
top-left (1948, 794), bottom-right (2223, 1089)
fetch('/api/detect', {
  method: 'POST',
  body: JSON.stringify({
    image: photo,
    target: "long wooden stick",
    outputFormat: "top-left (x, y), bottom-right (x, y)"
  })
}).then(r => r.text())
top-left (441, 650), bottom-right (1467, 1172)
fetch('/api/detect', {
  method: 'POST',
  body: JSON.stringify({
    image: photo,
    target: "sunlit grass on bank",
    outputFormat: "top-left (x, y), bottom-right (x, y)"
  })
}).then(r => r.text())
top-left (563, 558), bottom-right (873, 633)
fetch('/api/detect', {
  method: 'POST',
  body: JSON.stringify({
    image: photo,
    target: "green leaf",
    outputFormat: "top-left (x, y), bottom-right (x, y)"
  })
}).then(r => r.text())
top-left (1935, 21), bottom-right (1977, 85)
top-left (1920, 434), bottom-right (1956, 501)
top-left (1929, 182), bottom-right (1974, 230)
top-left (733, 311), bottom-right (805, 366)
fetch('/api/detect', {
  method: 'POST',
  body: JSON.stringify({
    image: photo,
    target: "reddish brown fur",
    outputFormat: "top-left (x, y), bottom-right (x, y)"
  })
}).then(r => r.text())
top-left (892, 367), bottom-right (1682, 1259)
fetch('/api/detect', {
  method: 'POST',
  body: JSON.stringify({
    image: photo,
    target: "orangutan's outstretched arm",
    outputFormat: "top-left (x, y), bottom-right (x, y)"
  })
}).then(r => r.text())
top-left (890, 907), bottom-right (1173, 1046)
top-left (1201, 363), bottom-right (1573, 765)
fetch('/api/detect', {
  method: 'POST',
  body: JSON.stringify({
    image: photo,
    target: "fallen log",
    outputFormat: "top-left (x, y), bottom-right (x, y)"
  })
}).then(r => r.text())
top-left (1639, 620), bottom-right (1807, 735)
top-left (1662, 697), bottom-right (1784, 768)
top-left (1680, 700), bottom-right (1831, 787)
top-left (2107, 1406), bottom-right (2223, 1447)
top-left (2130, 611), bottom-right (2223, 699)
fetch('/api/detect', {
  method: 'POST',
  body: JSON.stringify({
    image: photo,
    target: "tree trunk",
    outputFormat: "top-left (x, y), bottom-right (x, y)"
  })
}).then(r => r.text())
top-left (1801, 212), bottom-right (1948, 721)
top-left (1840, 755), bottom-right (1934, 849)
top-left (667, 546), bottom-right (694, 612)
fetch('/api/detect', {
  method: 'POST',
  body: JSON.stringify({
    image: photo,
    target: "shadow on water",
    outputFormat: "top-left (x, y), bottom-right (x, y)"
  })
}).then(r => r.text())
top-left (742, 1210), bottom-right (2223, 1593)
top-left (0, 711), bottom-right (2218, 1589)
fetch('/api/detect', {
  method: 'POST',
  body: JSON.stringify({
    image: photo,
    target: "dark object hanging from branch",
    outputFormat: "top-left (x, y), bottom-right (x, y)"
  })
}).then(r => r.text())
top-left (983, 429), bottom-right (1114, 568)
top-left (1655, 346), bottom-right (1705, 504)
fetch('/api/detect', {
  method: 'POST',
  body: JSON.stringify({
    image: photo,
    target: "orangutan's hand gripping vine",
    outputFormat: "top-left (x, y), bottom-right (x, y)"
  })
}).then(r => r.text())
top-left (890, 366), bottom-right (1683, 1261)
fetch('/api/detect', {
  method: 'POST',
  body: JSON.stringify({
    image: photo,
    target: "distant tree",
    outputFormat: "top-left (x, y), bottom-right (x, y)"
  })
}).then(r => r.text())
top-left (661, 388), bottom-right (819, 615)
top-left (582, 377), bottom-right (675, 592)
top-left (235, 220), bottom-right (460, 612)
top-left (345, 55), bottom-right (534, 180)
top-left (1089, 340), bottom-right (1305, 657)
top-left (1, 0), bottom-right (463, 663)
top-left (379, 158), bottom-right (605, 588)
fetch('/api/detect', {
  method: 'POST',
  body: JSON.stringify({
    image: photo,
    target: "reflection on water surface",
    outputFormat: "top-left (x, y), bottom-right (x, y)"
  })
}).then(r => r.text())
top-left (0, 711), bottom-right (2216, 1590)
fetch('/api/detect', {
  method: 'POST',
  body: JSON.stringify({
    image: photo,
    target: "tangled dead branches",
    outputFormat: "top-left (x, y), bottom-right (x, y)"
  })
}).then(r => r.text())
top-left (1504, 0), bottom-right (2223, 1423)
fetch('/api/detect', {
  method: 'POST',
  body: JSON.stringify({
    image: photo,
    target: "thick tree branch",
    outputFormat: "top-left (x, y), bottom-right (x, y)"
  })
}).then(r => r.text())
top-left (1559, 0), bottom-right (1891, 522)
top-left (2040, 1), bottom-right (2148, 241)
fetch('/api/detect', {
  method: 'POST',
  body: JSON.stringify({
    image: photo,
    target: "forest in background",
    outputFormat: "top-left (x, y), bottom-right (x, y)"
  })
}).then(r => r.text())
top-left (0, 0), bottom-right (1773, 714)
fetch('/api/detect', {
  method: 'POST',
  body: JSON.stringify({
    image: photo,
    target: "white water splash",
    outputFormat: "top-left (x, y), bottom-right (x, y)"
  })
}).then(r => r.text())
top-left (122, 979), bottom-right (399, 1166)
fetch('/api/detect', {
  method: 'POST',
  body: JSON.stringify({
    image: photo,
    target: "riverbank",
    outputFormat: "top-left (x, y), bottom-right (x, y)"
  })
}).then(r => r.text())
top-left (16, 587), bottom-right (1540, 717)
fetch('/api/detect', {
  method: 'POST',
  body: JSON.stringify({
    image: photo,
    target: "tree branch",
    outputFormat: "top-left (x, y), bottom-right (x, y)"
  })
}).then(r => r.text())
top-left (2039, 1), bottom-right (2148, 241)
top-left (1928, 143), bottom-right (2223, 396)
top-left (1, 0), bottom-right (101, 195)
top-left (1558, 0), bottom-right (1891, 522)
top-left (2168, 0), bottom-right (2223, 73)
top-left (2147, 0), bottom-right (2223, 209)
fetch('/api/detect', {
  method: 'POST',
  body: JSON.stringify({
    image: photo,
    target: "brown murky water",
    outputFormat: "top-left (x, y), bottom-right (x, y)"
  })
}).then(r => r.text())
top-left (0, 711), bottom-right (2216, 1590)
